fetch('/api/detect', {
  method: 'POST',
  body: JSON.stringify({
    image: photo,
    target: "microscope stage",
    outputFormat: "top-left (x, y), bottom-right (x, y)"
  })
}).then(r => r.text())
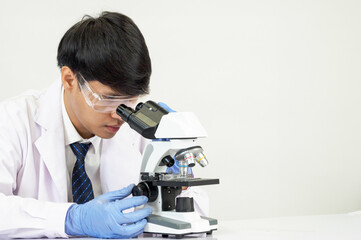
top-left (152, 178), bottom-right (219, 187)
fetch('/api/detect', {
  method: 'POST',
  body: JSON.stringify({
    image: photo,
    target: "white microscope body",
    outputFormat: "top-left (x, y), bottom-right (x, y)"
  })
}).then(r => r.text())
top-left (116, 101), bottom-right (219, 239)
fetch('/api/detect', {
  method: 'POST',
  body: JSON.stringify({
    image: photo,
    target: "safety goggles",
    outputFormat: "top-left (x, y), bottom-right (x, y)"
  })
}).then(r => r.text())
top-left (77, 73), bottom-right (138, 113)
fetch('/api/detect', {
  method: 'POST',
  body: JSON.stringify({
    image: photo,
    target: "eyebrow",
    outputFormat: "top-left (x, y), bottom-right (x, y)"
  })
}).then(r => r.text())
top-left (90, 85), bottom-right (121, 96)
top-left (101, 90), bottom-right (119, 96)
top-left (99, 89), bottom-right (135, 98)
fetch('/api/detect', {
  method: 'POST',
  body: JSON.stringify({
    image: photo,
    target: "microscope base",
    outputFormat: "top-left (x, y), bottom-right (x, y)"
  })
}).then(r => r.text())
top-left (145, 212), bottom-right (217, 238)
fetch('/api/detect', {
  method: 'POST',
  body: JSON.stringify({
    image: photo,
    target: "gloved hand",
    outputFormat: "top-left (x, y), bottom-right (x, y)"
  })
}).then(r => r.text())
top-left (65, 184), bottom-right (152, 239)
top-left (158, 102), bottom-right (176, 112)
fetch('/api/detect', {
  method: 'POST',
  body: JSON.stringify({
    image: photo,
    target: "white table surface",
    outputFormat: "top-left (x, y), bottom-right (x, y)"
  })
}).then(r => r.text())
top-left (213, 212), bottom-right (361, 240)
top-left (18, 212), bottom-right (361, 240)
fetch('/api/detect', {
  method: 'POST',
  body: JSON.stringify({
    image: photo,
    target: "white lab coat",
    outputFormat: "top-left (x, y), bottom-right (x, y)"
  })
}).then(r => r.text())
top-left (0, 80), bottom-right (208, 238)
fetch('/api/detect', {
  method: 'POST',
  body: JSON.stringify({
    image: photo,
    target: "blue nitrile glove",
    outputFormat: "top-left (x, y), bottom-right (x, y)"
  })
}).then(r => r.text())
top-left (65, 184), bottom-right (152, 239)
top-left (158, 102), bottom-right (176, 112)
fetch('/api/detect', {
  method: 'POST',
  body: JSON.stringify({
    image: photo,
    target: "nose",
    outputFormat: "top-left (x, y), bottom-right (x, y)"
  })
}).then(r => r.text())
top-left (110, 109), bottom-right (123, 121)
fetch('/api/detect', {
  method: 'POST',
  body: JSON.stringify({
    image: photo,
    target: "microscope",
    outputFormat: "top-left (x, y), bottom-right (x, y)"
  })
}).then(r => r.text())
top-left (116, 101), bottom-right (219, 239)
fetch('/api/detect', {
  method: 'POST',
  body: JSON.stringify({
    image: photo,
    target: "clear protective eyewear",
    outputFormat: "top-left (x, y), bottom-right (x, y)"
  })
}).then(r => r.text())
top-left (77, 73), bottom-right (139, 113)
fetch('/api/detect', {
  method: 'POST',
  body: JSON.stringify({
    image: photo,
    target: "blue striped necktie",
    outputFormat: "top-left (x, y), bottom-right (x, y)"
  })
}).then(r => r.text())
top-left (70, 142), bottom-right (94, 204)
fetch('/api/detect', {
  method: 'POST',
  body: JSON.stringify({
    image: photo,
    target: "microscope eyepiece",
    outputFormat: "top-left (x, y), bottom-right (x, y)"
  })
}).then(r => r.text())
top-left (116, 104), bottom-right (134, 122)
top-left (135, 102), bottom-right (144, 111)
top-left (115, 101), bottom-right (169, 139)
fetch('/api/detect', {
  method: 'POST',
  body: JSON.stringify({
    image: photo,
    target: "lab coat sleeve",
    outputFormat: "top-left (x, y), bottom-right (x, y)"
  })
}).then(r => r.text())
top-left (0, 101), bottom-right (73, 238)
top-left (0, 194), bottom-right (73, 238)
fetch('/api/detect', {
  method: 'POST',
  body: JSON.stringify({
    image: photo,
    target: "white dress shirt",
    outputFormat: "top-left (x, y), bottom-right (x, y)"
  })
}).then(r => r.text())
top-left (61, 89), bottom-right (103, 202)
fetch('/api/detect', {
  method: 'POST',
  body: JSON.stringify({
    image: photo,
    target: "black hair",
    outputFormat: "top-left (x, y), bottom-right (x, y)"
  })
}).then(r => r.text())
top-left (57, 11), bottom-right (151, 96)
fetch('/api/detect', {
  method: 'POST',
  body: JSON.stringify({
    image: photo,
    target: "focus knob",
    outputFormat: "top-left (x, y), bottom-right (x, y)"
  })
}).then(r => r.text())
top-left (132, 181), bottom-right (158, 202)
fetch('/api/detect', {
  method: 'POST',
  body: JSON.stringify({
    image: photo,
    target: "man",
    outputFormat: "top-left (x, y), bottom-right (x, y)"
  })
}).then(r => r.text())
top-left (0, 12), bottom-right (207, 238)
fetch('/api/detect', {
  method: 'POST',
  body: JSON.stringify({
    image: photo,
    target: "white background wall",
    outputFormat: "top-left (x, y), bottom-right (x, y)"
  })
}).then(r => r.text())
top-left (1, 0), bottom-right (361, 221)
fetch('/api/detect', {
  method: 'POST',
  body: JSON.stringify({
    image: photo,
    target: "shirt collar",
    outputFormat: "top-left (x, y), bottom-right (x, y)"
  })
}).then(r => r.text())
top-left (61, 88), bottom-right (101, 151)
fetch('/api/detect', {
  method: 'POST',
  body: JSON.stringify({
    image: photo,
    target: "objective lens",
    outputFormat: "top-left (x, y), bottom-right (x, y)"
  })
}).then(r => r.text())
top-left (183, 152), bottom-right (196, 168)
top-left (178, 160), bottom-right (188, 177)
top-left (195, 152), bottom-right (208, 167)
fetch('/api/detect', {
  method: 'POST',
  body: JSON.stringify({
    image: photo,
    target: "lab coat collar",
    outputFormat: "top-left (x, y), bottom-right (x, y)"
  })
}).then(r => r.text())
top-left (34, 80), bottom-right (68, 201)
top-left (32, 80), bottom-right (143, 200)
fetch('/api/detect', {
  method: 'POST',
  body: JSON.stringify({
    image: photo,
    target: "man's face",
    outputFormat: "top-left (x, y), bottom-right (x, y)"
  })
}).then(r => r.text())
top-left (62, 68), bottom-right (137, 139)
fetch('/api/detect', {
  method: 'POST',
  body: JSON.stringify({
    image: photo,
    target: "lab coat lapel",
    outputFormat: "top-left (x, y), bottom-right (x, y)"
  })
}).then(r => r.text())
top-left (34, 80), bottom-right (68, 202)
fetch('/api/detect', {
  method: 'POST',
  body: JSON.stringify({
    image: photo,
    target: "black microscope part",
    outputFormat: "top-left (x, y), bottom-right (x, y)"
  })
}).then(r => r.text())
top-left (132, 181), bottom-right (158, 202)
top-left (160, 155), bottom-right (175, 167)
top-left (161, 186), bottom-right (182, 211)
top-left (116, 100), bottom-right (169, 139)
top-left (176, 197), bottom-right (195, 212)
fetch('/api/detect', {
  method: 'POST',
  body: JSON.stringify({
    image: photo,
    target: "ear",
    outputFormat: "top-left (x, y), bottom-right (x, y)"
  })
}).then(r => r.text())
top-left (61, 66), bottom-right (77, 91)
